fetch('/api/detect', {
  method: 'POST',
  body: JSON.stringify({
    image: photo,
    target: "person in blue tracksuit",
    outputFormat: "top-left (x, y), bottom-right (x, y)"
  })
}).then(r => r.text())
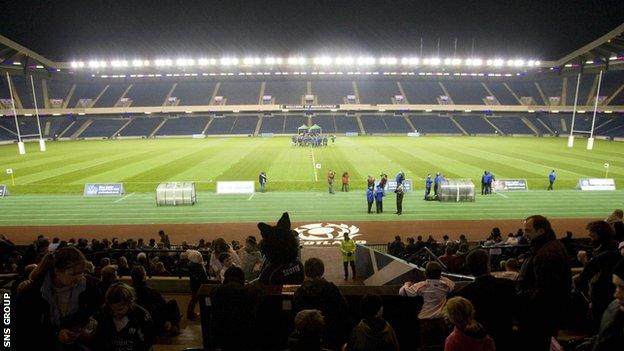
top-left (374, 185), bottom-right (384, 213)
top-left (483, 171), bottom-right (492, 195)
top-left (434, 172), bottom-right (443, 197)
top-left (366, 187), bottom-right (374, 214)
top-left (395, 171), bottom-right (405, 185)
top-left (481, 171), bottom-right (487, 195)
top-left (425, 174), bottom-right (433, 200)
top-left (548, 170), bottom-right (556, 190)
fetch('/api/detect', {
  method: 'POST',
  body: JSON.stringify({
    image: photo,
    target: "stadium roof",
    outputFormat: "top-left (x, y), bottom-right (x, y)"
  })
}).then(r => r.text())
top-left (0, 33), bottom-right (59, 71)
top-left (1, 1), bottom-right (623, 61)
top-left (554, 22), bottom-right (624, 69)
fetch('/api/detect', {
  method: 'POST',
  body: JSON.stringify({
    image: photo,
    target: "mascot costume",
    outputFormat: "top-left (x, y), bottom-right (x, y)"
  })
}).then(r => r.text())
top-left (257, 212), bottom-right (304, 285)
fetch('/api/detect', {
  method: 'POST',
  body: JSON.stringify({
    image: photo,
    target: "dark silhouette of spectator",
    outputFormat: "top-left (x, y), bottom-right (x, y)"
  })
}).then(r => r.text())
top-left (293, 257), bottom-right (348, 350)
top-left (186, 249), bottom-right (208, 320)
top-left (517, 215), bottom-right (572, 351)
top-left (209, 266), bottom-right (264, 351)
top-left (443, 297), bottom-right (496, 351)
top-left (456, 249), bottom-right (516, 351)
top-left (131, 265), bottom-right (181, 336)
top-left (240, 235), bottom-right (262, 281)
top-left (591, 257), bottom-right (624, 351)
top-left (287, 309), bottom-right (332, 351)
top-left (116, 256), bottom-right (130, 277)
top-left (574, 220), bottom-right (621, 330)
top-left (606, 209), bottom-right (624, 242)
top-left (560, 231), bottom-right (577, 259)
top-left (345, 294), bottom-right (399, 351)
top-left (404, 237), bottom-right (418, 258)
top-left (158, 230), bottom-right (171, 249)
top-left (93, 282), bottom-right (156, 351)
top-left (98, 264), bottom-right (119, 296)
top-left (15, 247), bottom-right (103, 350)
top-left (438, 244), bottom-right (462, 272)
top-left (387, 235), bottom-right (405, 257)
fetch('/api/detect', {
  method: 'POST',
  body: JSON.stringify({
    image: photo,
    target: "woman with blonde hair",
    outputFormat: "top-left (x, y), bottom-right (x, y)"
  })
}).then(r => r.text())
top-left (443, 296), bottom-right (495, 351)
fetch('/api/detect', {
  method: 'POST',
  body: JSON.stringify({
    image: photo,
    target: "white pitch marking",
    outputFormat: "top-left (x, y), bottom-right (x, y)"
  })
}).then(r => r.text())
top-left (310, 147), bottom-right (318, 182)
top-left (114, 192), bottom-right (135, 203)
top-left (494, 191), bottom-right (509, 199)
top-left (247, 193), bottom-right (255, 200)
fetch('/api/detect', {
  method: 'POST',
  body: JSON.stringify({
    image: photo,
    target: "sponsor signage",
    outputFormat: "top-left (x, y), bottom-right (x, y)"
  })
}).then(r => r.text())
top-left (281, 104), bottom-right (339, 111)
top-left (577, 178), bottom-right (616, 191)
top-left (492, 179), bottom-right (528, 191)
top-left (294, 223), bottom-right (366, 246)
top-left (84, 183), bottom-right (124, 196)
top-left (386, 180), bottom-right (412, 192)
top-left (216, 181), bottom-right (255, 194)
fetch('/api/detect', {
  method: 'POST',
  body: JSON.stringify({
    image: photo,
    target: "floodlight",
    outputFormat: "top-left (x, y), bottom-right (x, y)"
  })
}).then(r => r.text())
top-left (380, 57), bottom-right (397, 65)
top-left (401, 58), bottom-right (409, 65)
top-left (493, 59), bottom-right (504, 67)
top-left (513, 59), bottom-right (524, 67)
top-left (452, 58), bottom-right (461, 65)
top-left (197, 58), bottom-right (210, 65)
top-left (88, 61), bottom-right (99, 68)
top-left (472, 59), bottom-right (483, 66)
top-left (534, 61), bottom-right (540, 66)
top-left (265, 57), bottom-right (276, 64)
top-left (429, 58), bottom-right (441, 66)
top-left (527, 60), bottom-right (534, 66)
top-left (585, 60), bottom-right (594, 64)
top-left (132, 60), bottom-right (144, 67)
top-left (243, 57), bottom-right (255, 65)
top-left (444, 58), bottom-right (452, 65)
top-left (507, 59), bottom-right (514, 66)
top-left (314, 57), bottom-right (332, 65)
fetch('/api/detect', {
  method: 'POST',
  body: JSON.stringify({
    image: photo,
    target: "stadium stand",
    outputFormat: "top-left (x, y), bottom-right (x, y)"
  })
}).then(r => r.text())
top-left (66, 81), bottom-right (109, 108)
top-left (218, 81), bottom-right (261, 105)
top-left (408, 115), bottom-right (463, 134)
top-left (524, 115), bottom-right (554, 135)
top-left (311, 114), bottom-right (337, 133)
top-left (334, 115), bottom-right (360, 133)
top-left (118, 116), bottom-right (163, 137)
top-left (205, 116), bottom-right (235, 134)
top-left (487, 116), bottom-right (535, 135)
top-left (154, 116), bottom-right (210, 136)
top-left (10, 75), bottom-right (43, 109)
top-left (284, 114), bottom-right (307, 133)
top-left (47, 79), bottom-right (73, 101)
top-left (538, 77), bottom-right (563, 104)
top-left (170, 81), bottom-right (216, 106)
top-left (311, 80), bottom-right (354, 104)
top-left (484, 82), bottom-right (520, 105)
top-left (506, 80), bottom-right (545, 105)
top-left (92, 83), bottom-right (129, 108)
top-left (59, 117), bottom-right (90, 138)
top-left (565, 74), bottom-right (595, 106)
top-left (79, 117), bottom-right (128, 138)
top-left (357, 80), bottom-right (400, 104)
top-left (400, 81), bottom-right (445, 104)
top-left (260, 115), bottom-right (286, 134)
top-left (444, 81), bottom-right (489, 104)
top-left (230, 114), bottom-right (259, 134)
top-left (125, 82), bottom-right (172, 107)
top-left (264, 80), bottom-right (307, 105)
top-left (360, 114), bottom-right (388, 133)
top-left (453, 114), bottom-right (498, 134)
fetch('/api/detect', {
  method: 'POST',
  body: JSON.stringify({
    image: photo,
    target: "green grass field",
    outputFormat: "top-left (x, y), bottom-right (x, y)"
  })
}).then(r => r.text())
top-left (0, 136), bottom-right (622, 225)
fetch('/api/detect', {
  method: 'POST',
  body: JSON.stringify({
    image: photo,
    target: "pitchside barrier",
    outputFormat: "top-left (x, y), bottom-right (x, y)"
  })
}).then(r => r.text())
top-left (84, 183), bottom-right (124, 196)
top-left (577, 178), bottom-right (616, 191)
top-left (216, 181), bottom-right (255, 194)
top-left (156, 182), bottom-right (196, 206)
top-left (492, 179), bottom-right (528, 191)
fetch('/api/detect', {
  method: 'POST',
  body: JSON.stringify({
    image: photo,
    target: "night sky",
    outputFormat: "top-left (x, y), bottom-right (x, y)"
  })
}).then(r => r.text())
top-left (1, 0), bottom-right (623, 61)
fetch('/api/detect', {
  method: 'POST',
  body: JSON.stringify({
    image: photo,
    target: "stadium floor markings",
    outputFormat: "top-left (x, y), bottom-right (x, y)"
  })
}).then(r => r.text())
top-left (494, 192), bottom-right (509, 199)
top-left (113, 192), bottom-right (135, 203)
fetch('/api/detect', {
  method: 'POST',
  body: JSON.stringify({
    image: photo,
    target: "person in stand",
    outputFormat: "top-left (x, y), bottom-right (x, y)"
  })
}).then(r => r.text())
top-left (425, 174), bottom-right (433, 200)
top-left (259, 171), bottom-right (267, 193)
top-left (340, 233), bottom-right (356, 280)
top-left (342, 172), bottom-right (350, 192)
top-left (395, 182), bottom-right (404, 215)
top-left (443, 297), bottom-right (496, 351)
top-left (328, 170), bottom-right (336, 194)
top-left (374, 185), bottom-right (384, 214)
top-left (366, 187), bottom-right (374, 214)
top-left (548, 170), bottom-right (556, 190)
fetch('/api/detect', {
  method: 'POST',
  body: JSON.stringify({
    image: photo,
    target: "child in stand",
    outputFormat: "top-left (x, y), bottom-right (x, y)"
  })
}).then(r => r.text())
top-left (219, 252), bottom-right (233, 283)
top-left (443, 296), bottom-right (495, 351)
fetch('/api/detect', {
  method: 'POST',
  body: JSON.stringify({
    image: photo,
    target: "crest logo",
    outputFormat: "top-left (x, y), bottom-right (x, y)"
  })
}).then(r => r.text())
top-left (294, 223), bottom-right (365, 246)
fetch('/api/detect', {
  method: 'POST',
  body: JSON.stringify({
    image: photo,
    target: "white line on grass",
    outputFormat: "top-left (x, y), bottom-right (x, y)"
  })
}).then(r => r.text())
top-left (494, 192), bottom-right (509, 199)
top-left (247, 193), bottom-right (254, 201)
top-left (113, 192), bottom-right (135, 203)
top-left (310, 146), bottom-right (318, 182)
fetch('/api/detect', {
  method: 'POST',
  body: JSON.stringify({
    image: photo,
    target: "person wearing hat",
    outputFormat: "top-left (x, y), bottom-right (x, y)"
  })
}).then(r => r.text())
top-left (592, 258), bottom-right (624, 351)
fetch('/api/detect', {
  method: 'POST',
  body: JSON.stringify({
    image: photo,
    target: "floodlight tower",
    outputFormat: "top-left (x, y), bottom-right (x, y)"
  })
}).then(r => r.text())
top-left (5, 72), bottom-right (25, 155)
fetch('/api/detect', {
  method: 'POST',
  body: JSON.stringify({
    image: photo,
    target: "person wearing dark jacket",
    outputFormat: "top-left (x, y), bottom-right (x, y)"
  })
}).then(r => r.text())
top-left (345, 294), bottom-right (399, 351)
top-left (131, 265), bottom-right (181, 336)
top-left (293, 258), bottom-right (348, 350)
top-left (94, 282), bottom-right (156, 351)
top-left (424, 174), bottom-right (433, 200)
top-left (394, 183), bottom-right (404, 215)
top-left (15, 247), bottom-right (103, 351)
top-left (592, 258), bottom-right (624, 351)
top-left (287, 309), bottom-right (332, 351)
top-left (456, 249), bottom-right (516, 351)
top-left (374, 185), bottom-right (384, 213)
top-left (366, 187), bottom-right (374, 214)
top-left (517, 215), bottom-right (572, 351)
top-left (574, 220), bottom-right (621, 330)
